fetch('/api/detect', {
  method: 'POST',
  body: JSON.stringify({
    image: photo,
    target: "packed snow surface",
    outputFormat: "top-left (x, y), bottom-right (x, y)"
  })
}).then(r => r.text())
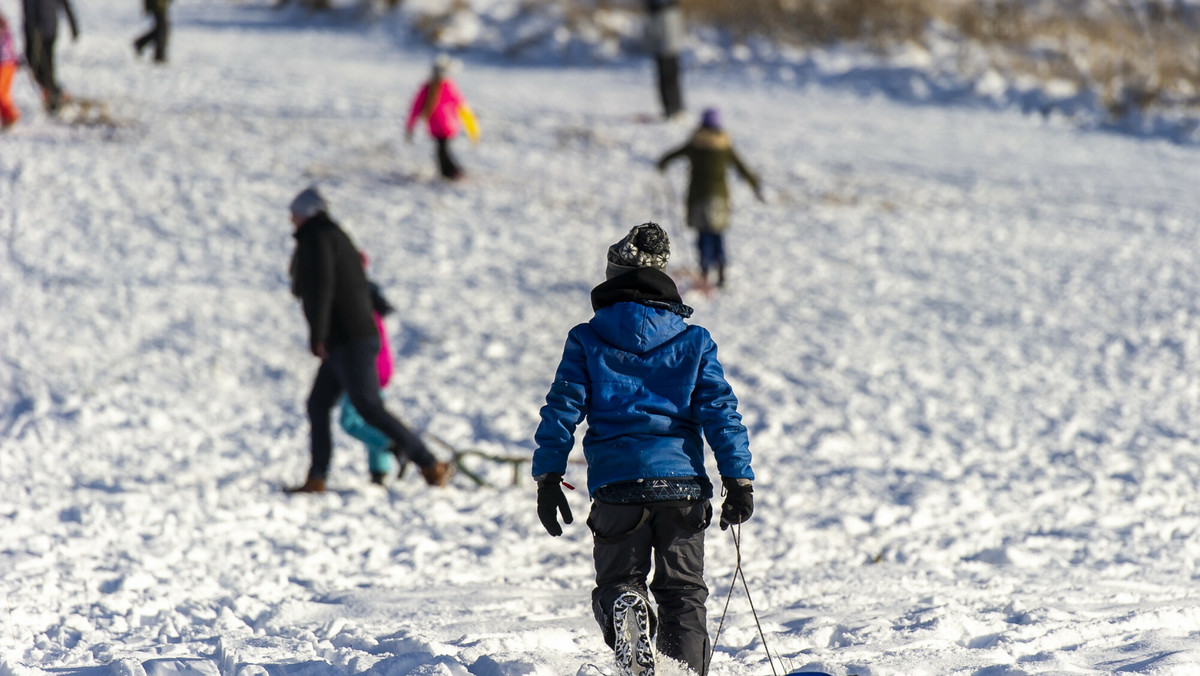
top-left (3, 1), bottom-right (1200, 675)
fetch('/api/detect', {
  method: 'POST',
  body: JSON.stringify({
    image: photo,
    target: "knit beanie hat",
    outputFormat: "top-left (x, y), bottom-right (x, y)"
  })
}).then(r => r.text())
top-left (700, 107), bottom-right (721, 130)
top-left (432, 53), bottom-right (456, 79)
top-left (606, 222), bottom-right (670, 279)
top-left (289, 186), bottom-right (328, 221)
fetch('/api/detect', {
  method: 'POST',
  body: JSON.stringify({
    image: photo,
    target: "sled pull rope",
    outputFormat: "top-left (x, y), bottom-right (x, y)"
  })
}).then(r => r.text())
top-left (705, 525), bottom-right (779, 676)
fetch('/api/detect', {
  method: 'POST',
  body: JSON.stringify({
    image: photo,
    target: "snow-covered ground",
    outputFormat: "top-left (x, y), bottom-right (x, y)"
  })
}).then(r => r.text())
top-left (3, 1), bottom-right (1200, 674)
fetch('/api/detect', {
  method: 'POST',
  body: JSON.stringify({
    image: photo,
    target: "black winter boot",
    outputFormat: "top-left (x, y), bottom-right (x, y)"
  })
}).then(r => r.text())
top-left (612, 591), bottom-right (656, 675)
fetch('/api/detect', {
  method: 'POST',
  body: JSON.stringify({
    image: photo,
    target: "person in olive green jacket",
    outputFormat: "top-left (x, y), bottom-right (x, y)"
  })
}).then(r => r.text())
top-left (657, 108), bottom-right (763, 288)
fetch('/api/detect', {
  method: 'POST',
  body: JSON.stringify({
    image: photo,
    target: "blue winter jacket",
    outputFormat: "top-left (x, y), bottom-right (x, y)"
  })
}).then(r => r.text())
top-left (532, 298), bottom-right (753, 498)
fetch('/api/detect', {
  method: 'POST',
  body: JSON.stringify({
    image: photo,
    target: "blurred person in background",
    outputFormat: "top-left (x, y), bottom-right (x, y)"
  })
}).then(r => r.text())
top-left (405, 54), bottom-right (480, 181)
top-left (645, 0), bottom-right (684, 119)
top-left (657, 108), bottom-right (763, 289)
top-left (285, 186), bottom-right (454, 493)
top-left (22, 0), bottom-right (78, 113)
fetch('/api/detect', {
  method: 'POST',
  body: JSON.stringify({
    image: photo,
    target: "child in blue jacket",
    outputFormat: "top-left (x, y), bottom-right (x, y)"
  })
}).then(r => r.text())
top-left (532, 222), bottom-right (755, 676)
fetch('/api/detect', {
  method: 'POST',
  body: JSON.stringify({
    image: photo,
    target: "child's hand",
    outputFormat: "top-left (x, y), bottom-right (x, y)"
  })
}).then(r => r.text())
top-left (536, 473), bottom-right (574, 536)
top-left (719, 477), bottom-right (754, 530)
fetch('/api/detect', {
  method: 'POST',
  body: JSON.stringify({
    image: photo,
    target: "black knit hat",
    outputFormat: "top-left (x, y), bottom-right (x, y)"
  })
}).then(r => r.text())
top-left (289, 185), bottom-right (328, 220)
top-left (606, 222), bottom-right (671, 279)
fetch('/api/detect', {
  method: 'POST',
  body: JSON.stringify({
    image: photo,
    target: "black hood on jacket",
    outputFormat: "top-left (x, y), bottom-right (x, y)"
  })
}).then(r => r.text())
top-left (590, 268), bottom-right (693, 318)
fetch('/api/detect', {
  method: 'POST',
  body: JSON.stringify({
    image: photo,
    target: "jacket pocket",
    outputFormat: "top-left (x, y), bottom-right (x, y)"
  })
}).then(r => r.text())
top-left (680, 500), bottom-right (712, 532)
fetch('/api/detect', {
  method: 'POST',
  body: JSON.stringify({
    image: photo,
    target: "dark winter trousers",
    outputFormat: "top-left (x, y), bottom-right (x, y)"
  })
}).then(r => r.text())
top-left (305, 337), bottom-right (435, 480)
top-left (697, 232), bottom-right (726, 282)
top-left (23, 26), bottom-right (61, 111)
top-left (435, 137), bottom-right (463, 179)
top-left (134, 7), bottom-right (171, 62)
top-left (654, 54), bottom-right (683, 118)
top-left (589, 499), bottom-right (712, 675)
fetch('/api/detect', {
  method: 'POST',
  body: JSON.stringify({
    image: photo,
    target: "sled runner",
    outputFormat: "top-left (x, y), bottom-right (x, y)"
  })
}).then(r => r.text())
top-left (671, 267), bottom-right (715, 298)
top-left (53, 97), bottom-right (112, 127)
top-left (424, 432), bottom-right (526, 487)
top-left (426, 431), bottom-right (586, 488)
top-left (54, 96), bottom-right (119, 128)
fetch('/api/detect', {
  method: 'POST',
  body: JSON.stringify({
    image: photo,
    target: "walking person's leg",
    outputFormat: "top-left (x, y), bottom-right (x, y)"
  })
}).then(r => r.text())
top-left (697, 231), bottom-right (720, 282)
top-left (589, 502), bottom-right (656, 651)
top-left (289, 359), bottom-right (343, 492)
top-left (713, 233), bottom-right (727, 287)
top-left (152, 6), bottom-right (169, 62)
top-left (338, 394), bottom-right (395, 483)
top-left (23, 23), bottom-right (42, 85)
top-left (649, 501), bottom-right (711, 674)
top-left (656, 54), bottom-right (683, 118)
top-left (25, 27), bottom-right (55, 109)
top-left (134, 25), bottom-right (151, 54)
top-left (40, 37), bottom-right (63, 111)
top-left (436, 137), bottom-right (462, 179)
top-left (332, 339), bottom-right (449, 484)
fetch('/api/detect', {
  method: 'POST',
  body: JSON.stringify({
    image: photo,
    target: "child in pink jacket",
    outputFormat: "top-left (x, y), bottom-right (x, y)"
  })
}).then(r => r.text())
top-left (337, 255), bottom-right (403, 485)
top-left (405, 55), bottom-right (479, 180)
top-left (0, 10), bottom-right (20, 129)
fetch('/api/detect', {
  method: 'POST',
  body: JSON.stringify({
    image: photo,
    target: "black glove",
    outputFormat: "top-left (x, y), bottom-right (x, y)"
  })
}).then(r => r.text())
top-left (536, 474), bottom-right (573, 537)
top-left (719, 477), bottom-right (753, 530)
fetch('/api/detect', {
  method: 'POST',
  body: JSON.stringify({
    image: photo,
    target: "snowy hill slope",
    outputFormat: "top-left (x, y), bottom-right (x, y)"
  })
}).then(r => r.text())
top-left (3, 0), bottom-right (1200, 675)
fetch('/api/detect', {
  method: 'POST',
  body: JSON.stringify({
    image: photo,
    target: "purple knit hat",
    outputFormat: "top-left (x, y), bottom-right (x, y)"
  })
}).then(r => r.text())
top-left (700, 107), bottom-right (721, 130)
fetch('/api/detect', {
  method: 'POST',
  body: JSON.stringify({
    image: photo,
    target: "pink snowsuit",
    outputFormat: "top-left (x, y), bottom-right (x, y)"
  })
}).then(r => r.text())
top-left (358, 251), bottom-right (394, 387)
top-left (373, 312), bottom-right (393, 388)
top-left (405, 78), bottom-right (467, 140)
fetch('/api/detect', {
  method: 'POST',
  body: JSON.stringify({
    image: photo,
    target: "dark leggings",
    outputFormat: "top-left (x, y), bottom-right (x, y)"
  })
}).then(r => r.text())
top-left (435, 137), bottom-right (463, 179)
top-left (655, 54), bottom-right (683, 118)
top-left (24, 27), bottom-right (61, 110)
top-left (697, 231), bottom-right (726, 276)
top-left (134, 7), bottom-right (171, 62)
top-left (306, 338), bottom-right (435, 479)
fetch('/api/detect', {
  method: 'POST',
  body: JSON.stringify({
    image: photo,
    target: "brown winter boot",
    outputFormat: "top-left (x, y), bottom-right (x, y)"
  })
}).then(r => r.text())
top-left (420, 461), bottom-right (455, 487)
top-left (284, 477), bottom-right (326, 494)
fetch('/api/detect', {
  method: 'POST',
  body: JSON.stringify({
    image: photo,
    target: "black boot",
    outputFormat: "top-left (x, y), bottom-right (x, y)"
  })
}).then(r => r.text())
top-left (389, 441), bottom-right (410, 478)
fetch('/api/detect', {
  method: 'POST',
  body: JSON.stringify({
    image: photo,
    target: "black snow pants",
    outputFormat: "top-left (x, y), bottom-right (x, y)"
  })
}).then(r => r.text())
top-left (23, 25), bottom-right (61, 110)
top-left (134, 6), bottom-right (170, 62)
top-left (655, 53), bottom-right (683, 118)
top-left (305, 337), bottom-right (436, 479)
top-left (435, 137), bottom-right (463, 180)
top-left (589, 499), bottom-right (712, 675)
